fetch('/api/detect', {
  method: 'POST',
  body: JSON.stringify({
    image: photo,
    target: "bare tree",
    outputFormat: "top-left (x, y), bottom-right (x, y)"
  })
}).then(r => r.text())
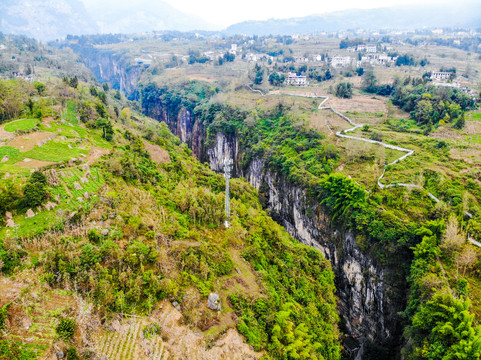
top-left (456, 245), bottom-right (478, 276)
top-left (441, 215), bottom-right (465, 258)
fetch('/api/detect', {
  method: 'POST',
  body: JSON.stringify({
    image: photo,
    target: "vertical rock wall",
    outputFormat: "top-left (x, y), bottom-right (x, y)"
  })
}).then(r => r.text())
top-left (145, 102), bottom-right (405, 359)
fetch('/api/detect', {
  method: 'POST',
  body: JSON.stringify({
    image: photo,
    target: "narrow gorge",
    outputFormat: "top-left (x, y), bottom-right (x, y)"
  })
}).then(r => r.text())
top-left (72, 52), bottom-right (408, 358)
top-left (142, 97), bottom-right (408, 358)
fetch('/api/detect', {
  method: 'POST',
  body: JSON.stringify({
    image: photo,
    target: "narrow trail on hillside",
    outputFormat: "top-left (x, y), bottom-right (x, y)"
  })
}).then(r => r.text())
top-left (245, 86), bottom-right (479, 247)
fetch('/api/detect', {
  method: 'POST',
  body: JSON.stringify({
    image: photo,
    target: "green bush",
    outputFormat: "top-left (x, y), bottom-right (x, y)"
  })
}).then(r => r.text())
top-left (80, 244), bottom-right (101, 268)
top-left (0, 303), bottom-right (11, 330)
top-left (19, 171), bottom-right (48, 210)
top-left (0, 340), bottom-right (38, 359)
top-left (142, 323), bottom-right (160, 339)
top-left (66, 346), bottom-right (78, 360)
top-left (335, 82), bottom-right (353, 98)
top-left (56, 318), bottom-right (76, 342)
top-left (87, 229), bottom-right (102, 243)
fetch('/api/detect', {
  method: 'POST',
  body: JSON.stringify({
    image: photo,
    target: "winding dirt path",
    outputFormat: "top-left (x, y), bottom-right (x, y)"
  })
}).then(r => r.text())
top-left (247, 87), bottom-right (479, 247)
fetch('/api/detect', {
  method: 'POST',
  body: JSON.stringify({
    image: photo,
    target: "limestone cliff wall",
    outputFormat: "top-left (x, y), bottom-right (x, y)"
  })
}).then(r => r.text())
top-left (145, 104), bottom-right (405, 358)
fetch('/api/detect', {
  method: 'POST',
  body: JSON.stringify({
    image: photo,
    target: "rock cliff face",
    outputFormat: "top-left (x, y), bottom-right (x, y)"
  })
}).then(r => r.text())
top-left (88, 52), bottom-right (142, 99)
top-left (68, 47), bottom-right (143, 99)
top-left (251, 170), bottom-right (400, 353)
top-left (144, 104), bottom-right (404, 358)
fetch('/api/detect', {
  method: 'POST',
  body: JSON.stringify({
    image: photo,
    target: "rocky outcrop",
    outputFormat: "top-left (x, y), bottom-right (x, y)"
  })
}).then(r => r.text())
top-left (207, 293), bottom-right (221, 311)
top-left (207, 132), bottom-right (238, 173)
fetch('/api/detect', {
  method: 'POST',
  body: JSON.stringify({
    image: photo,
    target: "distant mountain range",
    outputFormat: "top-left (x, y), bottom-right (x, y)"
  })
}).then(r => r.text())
top-left (83, 0), bottom-right (214, 35)
top-left (225, 2), bottom-right (481, 35)
top-left (0, 0), bottom-right (213, 42)
top-left (1, 0), bottom-right (480, 42)
top-left (0, 0), bottom-right (97, 42)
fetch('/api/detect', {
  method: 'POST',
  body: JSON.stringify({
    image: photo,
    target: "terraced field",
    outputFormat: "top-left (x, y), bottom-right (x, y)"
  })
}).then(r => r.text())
top-left (95, 318), bottom-right (165, 360)
top-left (0, 103), bottom-right (110, 239)
top-left (0, 278), bottom-right (77, 359)
top-left (93, 300), bottom-right (262, 360)
top-left (0, 101), bottom-right (110, 176)
top-left (0, 165), bottom-right (105, 239)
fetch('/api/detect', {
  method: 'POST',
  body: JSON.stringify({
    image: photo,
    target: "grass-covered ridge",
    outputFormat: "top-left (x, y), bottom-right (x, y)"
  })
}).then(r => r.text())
top-left (0, 79), bottom-right (341, 360)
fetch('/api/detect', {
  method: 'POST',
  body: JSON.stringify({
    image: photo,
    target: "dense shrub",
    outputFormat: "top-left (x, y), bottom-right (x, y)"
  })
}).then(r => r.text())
top-left (56, 318), bottom-right (76, 342)
top-left (0, 303), bottom-right (11, 330)
top-left (335, 81), bottom-right (353, 98)
top-left (19, 171), bottom-right (48, 210)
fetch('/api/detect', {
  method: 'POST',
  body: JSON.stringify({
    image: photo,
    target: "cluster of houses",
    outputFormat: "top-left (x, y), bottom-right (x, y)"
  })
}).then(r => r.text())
top-left (346, 44), bottom-right (378, 53)
top-left (430, 71), bottom-right (453, 80)
top-left (326, 53), bottom-right (398, 68)
top-left (434, 82), bottom-right (478, 98)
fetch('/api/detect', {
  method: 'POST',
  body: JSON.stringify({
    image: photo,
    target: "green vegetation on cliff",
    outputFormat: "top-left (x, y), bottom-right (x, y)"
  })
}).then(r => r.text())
top-left (140, 80), bottom-right (481, 359)
top-left (0, 79), bottom-right (340, 359)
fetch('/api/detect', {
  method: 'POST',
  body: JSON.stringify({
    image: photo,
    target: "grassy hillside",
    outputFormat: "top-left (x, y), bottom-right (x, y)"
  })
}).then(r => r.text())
top-left (0, 78), bottom-right (340, 359)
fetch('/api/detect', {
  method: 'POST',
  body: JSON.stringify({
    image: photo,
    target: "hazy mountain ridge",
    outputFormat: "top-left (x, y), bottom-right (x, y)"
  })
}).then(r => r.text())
top-left (84, 0), bottom-right (215, 34)
top-left (225, 2), bottom-right (481, 35)
top-left (0, 0), bottom-right (214, 42)
top-left (0, 0), bottom-right (98, 42)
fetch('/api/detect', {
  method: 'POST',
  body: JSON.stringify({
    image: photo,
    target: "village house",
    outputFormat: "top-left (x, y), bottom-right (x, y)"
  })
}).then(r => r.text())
top-left (357, 53), bottom-right (396, 67)
top-left (366, 45), bottom-right (377, 53)
top-left (285, 72), bottom-right (309, 86)
top-left (331, 56), bottom-right (352, 68)
top-left (431, 71), bottom-right (452, 81)
top-left (356, 44), bottom-right (366, 52)
top-left (295, 57), bottom-right (309, 63)
top-left (377, 55), bottom-right (396, 65)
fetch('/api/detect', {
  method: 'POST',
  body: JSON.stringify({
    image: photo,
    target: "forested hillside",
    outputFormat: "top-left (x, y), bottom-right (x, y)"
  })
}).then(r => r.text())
top-left (2, 30), bottom-right (481, 360)
top-left (140, 77), bottom-right (481, 359)
top-left (0, 72), bottom-right (340, 359)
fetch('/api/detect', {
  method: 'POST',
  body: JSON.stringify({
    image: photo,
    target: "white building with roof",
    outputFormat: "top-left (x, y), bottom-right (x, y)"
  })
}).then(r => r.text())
top-left (285, 72), bottom-right (309, 86)
top-left (332, 56), bottom-right (352, 68)
top-left (431, 72), bottom-right (452, 80)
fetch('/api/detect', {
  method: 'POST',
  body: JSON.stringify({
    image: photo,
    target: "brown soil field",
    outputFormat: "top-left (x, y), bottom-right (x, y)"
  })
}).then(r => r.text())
top-left (0, 126), bottom-right (16, 143)
top-left (14, 158), bottom-right (56, 168)
top-left (309, 109), bottom-right (354, 135)
top-left (143, 141), bottom-right (171, 163)
top-left (185, 73), bottom-right (217, 83)
top-left (464, 121), bottom-right (481, 135)
top-left (324, 94), bottom-right (387, 114)
top-left (41, 116), bottom-right (56, 125)
top-left (0, 277), bottom-right (28, 307)
top-left (7, 132), bottom-right (56, 152)
top-left (450, 147), bottom-right (481, 165)
top-left (86, 147), bottom-right (110, 165)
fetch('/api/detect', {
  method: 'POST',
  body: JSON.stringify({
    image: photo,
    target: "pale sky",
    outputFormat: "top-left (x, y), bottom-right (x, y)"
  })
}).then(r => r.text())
top-left (82, 0), bottom-right (449, 28)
